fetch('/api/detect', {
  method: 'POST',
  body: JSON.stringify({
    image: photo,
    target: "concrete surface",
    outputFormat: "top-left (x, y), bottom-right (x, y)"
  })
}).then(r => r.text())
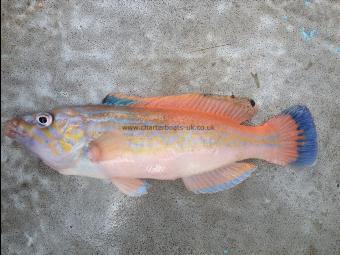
top-left (1, 0), bottom-right (340, 254)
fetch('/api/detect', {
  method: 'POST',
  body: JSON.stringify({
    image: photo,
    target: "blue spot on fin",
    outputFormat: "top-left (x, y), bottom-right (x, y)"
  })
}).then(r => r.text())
top-left (282, 105), bottom-right (318, 167)
top-left (102, 95), bottom-right (136, 106)
top-left (130, 181), bottom-right (151, 197)
top-left (112, 178), bottom-right (150, 197)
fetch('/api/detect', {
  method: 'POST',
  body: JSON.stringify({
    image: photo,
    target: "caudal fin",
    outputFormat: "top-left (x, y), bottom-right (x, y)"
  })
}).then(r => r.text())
top-left (264, 105), bottom-right (317, 167)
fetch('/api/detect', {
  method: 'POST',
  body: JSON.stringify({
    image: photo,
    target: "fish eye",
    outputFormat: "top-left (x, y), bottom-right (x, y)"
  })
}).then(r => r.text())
top-left (36, 113), bottom-right (53, 127)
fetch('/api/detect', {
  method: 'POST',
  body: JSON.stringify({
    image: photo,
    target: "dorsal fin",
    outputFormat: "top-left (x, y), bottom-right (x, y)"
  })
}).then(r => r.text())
top-left (103, 93), bottom-right (257, 123)
top-left (102, 93), bottom-right (141, 106)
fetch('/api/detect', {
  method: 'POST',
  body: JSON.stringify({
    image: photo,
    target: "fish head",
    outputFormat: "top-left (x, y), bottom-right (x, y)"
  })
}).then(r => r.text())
top-left (4, 108), bottom-right (87, 171)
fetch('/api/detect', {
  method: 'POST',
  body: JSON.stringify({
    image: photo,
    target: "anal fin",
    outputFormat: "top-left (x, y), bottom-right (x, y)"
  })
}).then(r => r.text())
top-left (182, 162), bottom-right (256, 194)
top-left (112, 178), bottom-right (150, 197)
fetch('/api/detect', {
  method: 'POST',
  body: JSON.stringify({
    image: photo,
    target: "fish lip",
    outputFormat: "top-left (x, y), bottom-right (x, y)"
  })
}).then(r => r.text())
top-left (4, 119), bottom-right (27, 139)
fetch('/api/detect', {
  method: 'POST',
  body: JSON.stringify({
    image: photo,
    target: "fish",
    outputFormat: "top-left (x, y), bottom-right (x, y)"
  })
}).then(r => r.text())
top-left (4, 93), bottom-right (318, 196)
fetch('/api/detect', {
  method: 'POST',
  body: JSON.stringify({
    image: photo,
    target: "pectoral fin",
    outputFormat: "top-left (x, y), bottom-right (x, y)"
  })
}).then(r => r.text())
top-left (112, 178), bottom-right (151, 197)
top-left (88, 131), bottom-right (128, 162)
top-left (182, 162), bottom-right (256, 194)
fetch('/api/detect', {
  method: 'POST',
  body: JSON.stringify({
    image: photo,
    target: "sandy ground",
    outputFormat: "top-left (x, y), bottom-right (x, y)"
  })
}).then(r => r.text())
top-left (1, 1), bottom-right (340, 254)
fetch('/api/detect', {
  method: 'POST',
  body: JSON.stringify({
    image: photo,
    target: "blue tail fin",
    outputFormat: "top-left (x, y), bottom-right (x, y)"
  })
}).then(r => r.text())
top-left (282, 105), bottom-right (318, 167)
top-left (265, 105), bottom-right (318, 167)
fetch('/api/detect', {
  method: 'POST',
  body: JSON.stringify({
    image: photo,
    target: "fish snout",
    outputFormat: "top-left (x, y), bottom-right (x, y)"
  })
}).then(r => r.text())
top-left (4, 119), bottom-right (23, 138)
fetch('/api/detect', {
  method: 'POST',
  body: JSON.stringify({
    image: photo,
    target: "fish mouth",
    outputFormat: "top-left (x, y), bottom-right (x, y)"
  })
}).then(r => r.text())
top-left (4, 119), bottom-right (26, 139)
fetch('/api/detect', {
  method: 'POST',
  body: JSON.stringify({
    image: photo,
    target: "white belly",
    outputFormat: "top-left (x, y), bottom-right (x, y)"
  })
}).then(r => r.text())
top-left (96, 147), bottom-right (242, 180)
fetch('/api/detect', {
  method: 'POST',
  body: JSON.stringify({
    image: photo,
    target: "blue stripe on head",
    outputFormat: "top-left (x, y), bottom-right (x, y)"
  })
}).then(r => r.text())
top-left (193, 169), bottom-right (255, 194)
top-left (282, 105), bottom-right (318, 167)
top-left (49, 126), bottom-right (62, 139)
top-left (102, 95), bottom-right (136, 106)
top-left (34, 128), bottom-right (49, 144)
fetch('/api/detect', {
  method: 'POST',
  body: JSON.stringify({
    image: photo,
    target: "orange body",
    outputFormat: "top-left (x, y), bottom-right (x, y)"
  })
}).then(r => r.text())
top-left (4, 93), bottom-right (317, 196)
